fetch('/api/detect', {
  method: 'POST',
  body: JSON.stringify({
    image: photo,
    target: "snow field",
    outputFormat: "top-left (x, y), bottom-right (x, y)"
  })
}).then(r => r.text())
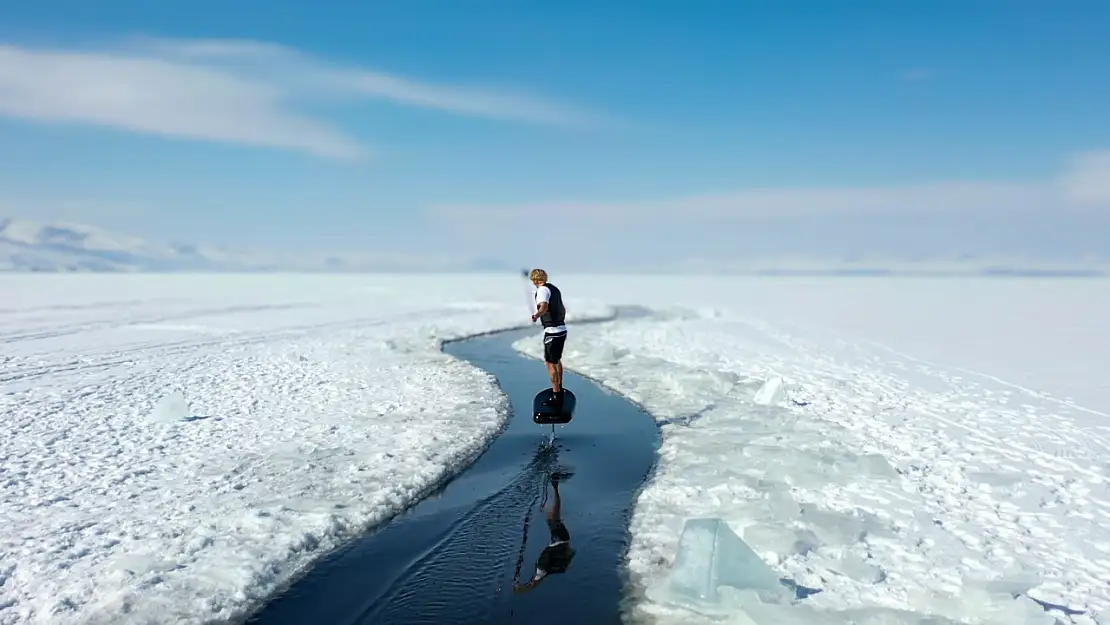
top-left (0, 273), bottom-right (612, 625)
top-left (513, 279), bottom-right (1110, 625)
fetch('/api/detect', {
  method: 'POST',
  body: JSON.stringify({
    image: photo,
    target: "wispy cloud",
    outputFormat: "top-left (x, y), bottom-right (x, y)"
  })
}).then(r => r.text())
top-left (427, 149), bottom-right (1110, 228)
top-left (137, 38), bottom-right (600, 126)
top-left (1059, 150), bottom-right (1110, 206)
top-left (0, 36), bottom-right (599, 159)
top-left (0, 43), bottom-right (361, 158)
top-left (421, 149), bottom-right (1110, 271)
top-left (429, 180), bottom-right (1052, 224)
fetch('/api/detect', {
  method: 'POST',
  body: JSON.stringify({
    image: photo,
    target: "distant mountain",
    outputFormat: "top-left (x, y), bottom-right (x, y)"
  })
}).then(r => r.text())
top-left (0, 217), bottom-right (272, 272)
top-left (3, 216), bottom-right (1105, 276)
top-left (0, 217), bottom-right (521, 273)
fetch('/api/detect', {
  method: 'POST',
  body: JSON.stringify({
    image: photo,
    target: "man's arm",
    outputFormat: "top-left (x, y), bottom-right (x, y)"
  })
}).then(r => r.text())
top-left (531, 301), bottom-right (548, 322)
top-left (532, 286), bottom-right (550, 322)
top-left (513, 571), bottom-right (546, 594)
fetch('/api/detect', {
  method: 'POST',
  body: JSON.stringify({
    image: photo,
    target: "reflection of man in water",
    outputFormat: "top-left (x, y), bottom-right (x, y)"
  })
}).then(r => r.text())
top-left (514, 473), bottom-right (575, 593)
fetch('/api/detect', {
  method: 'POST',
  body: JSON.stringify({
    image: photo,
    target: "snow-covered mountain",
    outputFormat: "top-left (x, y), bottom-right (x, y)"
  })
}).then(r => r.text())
top-left (0, 218), bottom-right (278, 272)
top-left (2, 216), bottom-right (1105, 275)
top-left (0, 217), bottom-right (515, 273)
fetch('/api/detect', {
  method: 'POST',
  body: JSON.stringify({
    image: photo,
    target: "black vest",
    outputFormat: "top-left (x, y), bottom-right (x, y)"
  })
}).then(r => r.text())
top-left (537, 542), bottom-right (575, 574)
top-left (539, 282), bottom-right (566, 328)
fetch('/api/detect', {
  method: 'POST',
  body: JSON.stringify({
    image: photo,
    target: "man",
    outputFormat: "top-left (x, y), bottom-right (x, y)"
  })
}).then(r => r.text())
top-left (529, 268), bottom-right (567, 407)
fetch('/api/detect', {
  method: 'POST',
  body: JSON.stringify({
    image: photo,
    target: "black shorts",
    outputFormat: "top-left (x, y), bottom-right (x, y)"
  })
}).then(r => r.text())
top-left (543, 331), bottom-right (567, 364)
top-left (547, 518), bottom-right (571, 543)
top-left (537, 519), bottom-right (574, 575)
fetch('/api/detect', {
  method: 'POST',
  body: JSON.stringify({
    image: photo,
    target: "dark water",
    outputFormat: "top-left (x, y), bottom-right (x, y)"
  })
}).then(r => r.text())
top-left (247, 321), bottom-right (660, 625)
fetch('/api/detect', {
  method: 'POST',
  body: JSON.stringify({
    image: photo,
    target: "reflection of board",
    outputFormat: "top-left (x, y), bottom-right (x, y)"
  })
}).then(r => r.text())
top-left (533, 388), bottom-right (576, 424)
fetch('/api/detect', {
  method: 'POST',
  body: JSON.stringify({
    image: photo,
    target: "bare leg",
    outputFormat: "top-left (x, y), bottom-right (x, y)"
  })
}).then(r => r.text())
top-left (546, 362), bottom-right (562, 393)
top-left (546, 481), bottom-right (562, 521)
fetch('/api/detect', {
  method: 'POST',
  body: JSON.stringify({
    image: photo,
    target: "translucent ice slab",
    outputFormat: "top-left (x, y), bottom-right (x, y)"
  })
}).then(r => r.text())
top-left (645, 517), bottom-right (791, 617)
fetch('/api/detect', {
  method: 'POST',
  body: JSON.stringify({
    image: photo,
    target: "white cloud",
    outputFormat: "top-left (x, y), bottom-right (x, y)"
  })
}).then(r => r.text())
top-left (0, 36), bottom-right (598, 158)
top-left (135, 37), bottom-right (601, 127)
top-left (428, 150), bottom-right (1109, 226)
top-left (0, 44), bottom-right (361, 158)
top-left (1057, 150), bottom-right (1110, 205)
top-left (428, 179), bottom-right (1053, 224)
top-left (423, 150), bottom-right (1110, 269)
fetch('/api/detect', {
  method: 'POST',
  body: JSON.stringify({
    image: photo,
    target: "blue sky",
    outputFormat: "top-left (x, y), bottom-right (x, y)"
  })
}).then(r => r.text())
top-left (1, 1), bottom-right (1108, 270)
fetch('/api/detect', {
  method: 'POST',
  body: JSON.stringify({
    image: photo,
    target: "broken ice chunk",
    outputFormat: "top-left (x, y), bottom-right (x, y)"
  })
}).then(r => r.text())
top-left (753, 377), bottom-right (786, 406)
top-left (645, 517), bottom-right (791, 617)
top-left (150, 391), bottom-right (191, 423)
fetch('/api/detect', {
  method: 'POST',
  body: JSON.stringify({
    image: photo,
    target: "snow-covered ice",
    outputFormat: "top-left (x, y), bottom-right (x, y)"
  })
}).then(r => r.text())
top-left (6, 271), bottom-right (1109, 625)
top-left (514, 276), bottom-right (1110, 625)
top-left (0, 273), bottom-right (611, 625)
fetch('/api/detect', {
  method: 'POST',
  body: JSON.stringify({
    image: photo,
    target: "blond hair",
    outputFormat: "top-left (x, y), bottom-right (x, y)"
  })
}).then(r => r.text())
top-left (529, 268), bottom-right (548, 282)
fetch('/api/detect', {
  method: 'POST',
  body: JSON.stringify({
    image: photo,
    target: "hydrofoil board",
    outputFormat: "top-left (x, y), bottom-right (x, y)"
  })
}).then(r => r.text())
top-left (533, 388), bottom-right (576, 424)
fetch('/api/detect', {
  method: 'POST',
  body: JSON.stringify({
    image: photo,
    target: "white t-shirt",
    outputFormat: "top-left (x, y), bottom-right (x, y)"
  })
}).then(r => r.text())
top-left (535, 285), bottom-right (567, 334)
